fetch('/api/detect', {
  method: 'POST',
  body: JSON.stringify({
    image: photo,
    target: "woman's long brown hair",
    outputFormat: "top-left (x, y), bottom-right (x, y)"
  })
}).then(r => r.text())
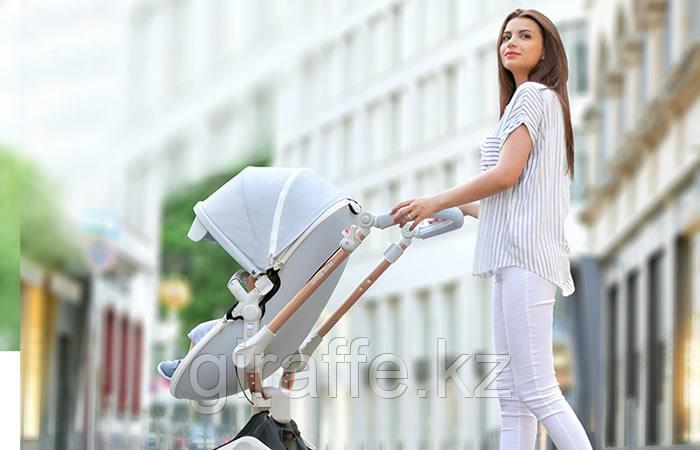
top-left (497, 9), bottom-right (575, 180)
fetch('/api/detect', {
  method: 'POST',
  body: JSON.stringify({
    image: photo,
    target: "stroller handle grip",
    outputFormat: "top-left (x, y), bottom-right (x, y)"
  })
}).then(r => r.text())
top-left (374, 207), bottom-right (464, 238)
top-left (374, 213), bottom-right (397, 229)
top-left (414, 207), bottom-right (464, 239)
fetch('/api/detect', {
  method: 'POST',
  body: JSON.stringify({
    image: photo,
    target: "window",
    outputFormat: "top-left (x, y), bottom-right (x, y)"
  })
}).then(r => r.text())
top-left (444, 284), bottom-right (460, 443)
top-left (344, 31), bottom-right (358, 88)
top-left (639, 35), bottom-right (649, 106)
top-left (424, 75), bottom-right (440, 140)
top-left (646, 251), bottom-right (664, 444)
top-left (662, 1), bottom-right (674, 74)
top-left (443, 283), bottom-right (458, 354)
top-left (606, 284), bottom-right (619, 446)
top-left (620, 72), bottom-right (630, 134)
top-left (319, 46), bottom-right (332, 106)
top-left (131, 323), bottom-right (143, 415)
top-left (320, 127), bottom-right (332, 175)
top-left (598, 97), bottom-right (611, 184)
top-left (447, 0), bottom-right (459, 36)
top-left (367, 102), bottom-right (385, 166)
top-left (424, 0), bottom-right (447, 45)
top-left (299, 137), bottom-right (311, 169)
top-left (416, 0), bottom-right (427, 49)
top-left (673, 235), bottom-right (697, 444)
top-left (391, 4), bottom-right (404, 65)
top-left (390, 92), bottom-right (403, 156)
top-left (575, 23), bottom-right (589, 93)
top-left (561, 21), bottom-right (589, 94)
top-left (415, 168), bottom-right (431, 196)
top-left (417, 78), bottom-right (428, 143)
top-left (476, 49), bottom-right (491, 120)
top-left (571, 128), bottom-right (588, 202)
top-left (368, 16), bottom-right (390, 77)
top-left (445, 65), bottom-right (457, 133)
top-left (102, 308), bottom-right (115, 405)
top-left (418, 291), bottom-right (431, 356)
top-left (387, 297), bottom-right (401, 449)
top-left (168, 0), bottom-right (188, 94)
top-left (617, 71), bottom-right (627, 137)
top-left (129, 12), bottom-right (151, 113)
top-left (417, 290), bottom-right (431, 449)
top-left (341, 117), bottom-right (354, 175)
top-left (329, 44), bottom-right (342, 100)
top-left (691, 0), bottom-right (700, 41)
top-left (126, 163), bottom-right (148, 231)
top-left (117, 316), bottom-right (130, 414)
top-left (625, 269), bottom-right (639, 448)
top-left (304, 58), bottom-right (321, 111)
top-left (443, 160), bottom-right (457, 190)
top-left (365, 301), bottom-right (378, 448)
top-left (329, 125), bottom-right (342, 179)
top-left (455, 61), bottom-right (472, 128)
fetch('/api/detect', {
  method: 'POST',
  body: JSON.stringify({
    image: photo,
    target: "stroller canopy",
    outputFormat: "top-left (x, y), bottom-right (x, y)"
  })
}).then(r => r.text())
top-left (188, 166), bottom-right (350, 275)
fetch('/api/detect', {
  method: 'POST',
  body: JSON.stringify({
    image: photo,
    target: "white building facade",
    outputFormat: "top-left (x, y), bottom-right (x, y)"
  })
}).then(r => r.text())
top-left (580, 0), bottom-right (700, 448)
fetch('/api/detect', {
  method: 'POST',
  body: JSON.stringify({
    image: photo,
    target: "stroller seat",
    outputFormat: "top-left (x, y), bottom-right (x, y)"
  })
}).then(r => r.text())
top-left (169, 168), bottom-right (362, 400)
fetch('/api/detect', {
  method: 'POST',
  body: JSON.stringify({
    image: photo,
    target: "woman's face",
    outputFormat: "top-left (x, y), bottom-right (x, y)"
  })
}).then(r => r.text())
top-left (500, 17), bottom-right (544, 76)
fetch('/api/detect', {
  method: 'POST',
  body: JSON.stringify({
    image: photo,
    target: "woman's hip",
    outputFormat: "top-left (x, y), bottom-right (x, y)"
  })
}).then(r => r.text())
top-left (494, 265), bottom-right (557, 303)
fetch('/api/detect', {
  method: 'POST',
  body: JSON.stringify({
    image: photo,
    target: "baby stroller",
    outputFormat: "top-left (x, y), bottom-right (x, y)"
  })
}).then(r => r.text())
top-left (169, 166), bottom-right (464, 449)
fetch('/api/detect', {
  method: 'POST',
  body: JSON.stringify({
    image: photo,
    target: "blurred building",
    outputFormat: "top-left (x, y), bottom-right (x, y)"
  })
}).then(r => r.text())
top-left (9, 1), bottom-right (159, 448)
top-left (6, 0), bottom-right (289, 448)
top-left (20, 260), bottom-right (86, 450)
top-left (274, 1), bottom-right (591, 449)
top-left (580, 0), bottom-right (700, 448)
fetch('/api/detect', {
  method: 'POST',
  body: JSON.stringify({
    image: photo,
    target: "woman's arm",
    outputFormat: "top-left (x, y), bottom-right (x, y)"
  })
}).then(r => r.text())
top-left (435, 125), bottom-right (533, 211)
top-left (458, 202), bottom-right (479, 219)
top-left (392, 125), bottom-right (531, 229)
top-left (434, 168), bottom-right (509, 212)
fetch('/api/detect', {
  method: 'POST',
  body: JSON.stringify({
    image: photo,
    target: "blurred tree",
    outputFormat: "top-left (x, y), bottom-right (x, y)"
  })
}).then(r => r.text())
top-left (0, 149), bottom-right (21, 350)
top-left (0, 149), bottom-right (80, 350)
top-left (0, 147), bottom-right (83, 350)
top-left (16, 153), bottom-right (81, 269)
top-left (161, 156), bottom-right (270, 350)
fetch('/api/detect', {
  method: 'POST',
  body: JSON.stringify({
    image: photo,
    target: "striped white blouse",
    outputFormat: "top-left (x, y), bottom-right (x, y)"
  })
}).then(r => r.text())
top-left (472, 81), bottom-right (575, 297)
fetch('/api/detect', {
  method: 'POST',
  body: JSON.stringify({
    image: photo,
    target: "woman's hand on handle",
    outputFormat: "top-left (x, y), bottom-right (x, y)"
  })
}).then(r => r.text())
top-left (390, 195), bottom-right (441, 231)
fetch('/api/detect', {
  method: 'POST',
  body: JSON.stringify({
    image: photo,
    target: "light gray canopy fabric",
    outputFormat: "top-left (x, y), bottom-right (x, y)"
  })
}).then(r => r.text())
top-left (187, 166), bottom-right (350, 275)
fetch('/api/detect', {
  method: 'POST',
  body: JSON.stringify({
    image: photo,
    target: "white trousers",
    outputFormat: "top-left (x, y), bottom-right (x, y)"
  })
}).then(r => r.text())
top-left (492, 265), bottom-right (592, 450)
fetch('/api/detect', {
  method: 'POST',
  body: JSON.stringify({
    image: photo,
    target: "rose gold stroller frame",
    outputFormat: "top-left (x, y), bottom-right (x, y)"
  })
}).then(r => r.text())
top-left (246, 230), bottom-right (407, 396)
top-left (230, 207), bottom-right (463, 421)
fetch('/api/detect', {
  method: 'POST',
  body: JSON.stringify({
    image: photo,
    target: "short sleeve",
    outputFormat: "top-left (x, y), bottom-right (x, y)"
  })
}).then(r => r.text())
top-left (500, 82), bottom-right (545, 146)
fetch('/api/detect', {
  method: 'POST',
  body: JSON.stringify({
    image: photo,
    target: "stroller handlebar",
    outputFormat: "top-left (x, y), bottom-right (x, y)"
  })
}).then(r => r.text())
top-left (373, 213), bottom-right (398, 229)
top-left (374, 207), bottom-right (464, 239)
top-left (413, 207), bottom-right (464, 239)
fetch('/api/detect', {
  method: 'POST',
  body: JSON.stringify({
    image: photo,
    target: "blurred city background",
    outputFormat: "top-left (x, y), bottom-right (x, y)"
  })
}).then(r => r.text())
top-left (2, 0), bottom-right (699, 449)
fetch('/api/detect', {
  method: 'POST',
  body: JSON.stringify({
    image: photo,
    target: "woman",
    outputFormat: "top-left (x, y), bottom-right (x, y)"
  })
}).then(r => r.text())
top-left (391, 9), bottom-right (592, 450)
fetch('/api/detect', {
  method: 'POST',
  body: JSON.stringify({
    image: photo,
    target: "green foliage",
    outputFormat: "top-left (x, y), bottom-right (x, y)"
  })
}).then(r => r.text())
top-left (17, 154), bottom-right (81, 269)
top-left (0, 149), bottom-right (21, 350)
top-left (0, 148), bottom-right (82, 350)
top-left (161, 157), bottom-right (270, 351)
